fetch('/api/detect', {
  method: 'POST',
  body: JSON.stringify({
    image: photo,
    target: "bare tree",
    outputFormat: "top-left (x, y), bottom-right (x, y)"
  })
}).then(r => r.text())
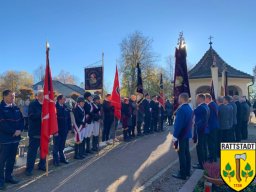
top-left (54, 70), bottom-right (78, 85)
top-left (33, 64), bottom-right (45, 83)
top-left (120, 31), bottom-right (157, 96)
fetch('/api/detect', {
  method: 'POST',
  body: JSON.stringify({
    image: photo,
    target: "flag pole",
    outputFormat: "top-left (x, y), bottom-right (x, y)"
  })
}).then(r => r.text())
top-left (46, 155), bottom-right (49, 176)
top-left (113, 59), bottom-right (117, 147)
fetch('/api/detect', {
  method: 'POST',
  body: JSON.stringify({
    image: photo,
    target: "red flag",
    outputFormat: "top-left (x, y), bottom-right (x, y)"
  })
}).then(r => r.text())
top-left (111, 66), bottom-right (121, 120)
top-left (40, 42), bottom-right (58, 159)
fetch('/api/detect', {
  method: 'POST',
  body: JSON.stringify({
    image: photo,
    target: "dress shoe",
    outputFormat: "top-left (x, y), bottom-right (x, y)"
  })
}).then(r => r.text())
top-left (172, 172), bottom-right (186, 180)
top-left (60, 160), bottom-right (69, 164)
top-left (25, 171), bottom-right (33, 176)
top-left (53, 162), bottom-right (60, 167)
top-left (5, 177), bottom-right (20, 184)
top-left (38, 166), bottom-right (46, 172)
top-left (74, 155), bottom-right (82, 160)
top-left (0, 183), bottom-right (6, 190)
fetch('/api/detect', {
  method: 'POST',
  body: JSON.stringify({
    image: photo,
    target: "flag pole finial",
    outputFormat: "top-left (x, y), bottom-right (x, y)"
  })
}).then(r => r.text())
top-left (46, 41), bottom-right (50, 49)
top-left (177, 32), bottom-right (185, 48)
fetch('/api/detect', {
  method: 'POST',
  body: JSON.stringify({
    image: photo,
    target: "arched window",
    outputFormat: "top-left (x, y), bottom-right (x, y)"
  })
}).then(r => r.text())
top-left (228, 85), bottom-right (242, 96)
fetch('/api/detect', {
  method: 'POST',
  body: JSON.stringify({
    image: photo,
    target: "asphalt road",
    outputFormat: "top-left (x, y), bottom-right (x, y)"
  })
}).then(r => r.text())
top-left (11, 129), bottom-right (180, 192)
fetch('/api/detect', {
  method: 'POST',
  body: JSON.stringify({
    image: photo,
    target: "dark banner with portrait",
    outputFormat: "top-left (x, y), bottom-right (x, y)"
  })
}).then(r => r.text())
top-left (85, 67), bottom-right (103, 90)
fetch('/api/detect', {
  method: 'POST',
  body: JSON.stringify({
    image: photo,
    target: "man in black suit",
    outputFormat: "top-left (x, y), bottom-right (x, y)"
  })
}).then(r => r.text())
top-left (142, 93), bottom-right (151, 135)
top-left (26, 90), bottom-right (46, 176)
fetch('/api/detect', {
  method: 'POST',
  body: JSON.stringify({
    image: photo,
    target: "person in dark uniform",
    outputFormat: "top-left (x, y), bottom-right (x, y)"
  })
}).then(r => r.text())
top-left (233, 95), bottom-right (242, 141)
top-left (205, 93), bottom-right (219, 162)
top-left (121, 98), bottom-right (131, 142)
top-left (128, 95), bottom-right (137, 138)
top-left (157, 96), bottom-right (165, 132)
top-left (165, 99), bottom-right (173, 126)
top-left (52, 95), bottom-right (71, 166)
top-left (91, 95), bottom-right (101, 151)
top-left (102, 94), bottom-right (114, 144)
top-left (150, 96), bottom-right (158, 133)
top-left (84, 92), bottom-right (94, 154)
top-left (26, 90), bottom-right (46, 176)
top-left (73, 97), bottom-right (86, 159)
top-left (223, 96), bottom-right (234, 142)
top-left (172, 93), bottom-right (193, 180)
top-left (0, 90), bottom-right (24, 189)
top-left (193, 94), bottom-right (210, 170)
top-left (136, 98), bottom-right (144, 137)
top-left (142, 93), bottom-right (151, 135)
top-left (240, 97), bottom-right (250, 140)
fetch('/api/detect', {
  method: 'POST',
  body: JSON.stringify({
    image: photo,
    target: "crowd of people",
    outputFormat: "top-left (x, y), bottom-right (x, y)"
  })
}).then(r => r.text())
top-left (0, 89), bottom-right (175, 190)
top-left (172, 93), bottom-right (251, 180)
top-left (0, 88), bottom-right (252, 189)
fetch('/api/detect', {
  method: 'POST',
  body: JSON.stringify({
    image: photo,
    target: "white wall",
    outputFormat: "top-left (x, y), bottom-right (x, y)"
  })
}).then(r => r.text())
top-left (189, 78), bottom-right (252, 105)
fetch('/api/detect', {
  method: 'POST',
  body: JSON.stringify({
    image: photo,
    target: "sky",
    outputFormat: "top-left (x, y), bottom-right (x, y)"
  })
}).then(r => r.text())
top-left (0, 0), bottom-right (255, 91)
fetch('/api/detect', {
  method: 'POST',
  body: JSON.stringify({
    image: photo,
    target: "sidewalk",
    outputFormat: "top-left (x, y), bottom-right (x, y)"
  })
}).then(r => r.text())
top-left (143, 123), bottom-right (256, 192)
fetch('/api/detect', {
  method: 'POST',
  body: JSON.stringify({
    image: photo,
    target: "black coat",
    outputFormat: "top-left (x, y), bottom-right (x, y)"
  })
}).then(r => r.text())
top-left (142, 99), bottom-right (150, 117)
top-left (103, 100), bottom-right (114, 122)
top-left (28, 99), bottom-right (42, 138)
top-left (0, 100), bottom-right (24, 143)
top-left (84, 101), bottom-right (93, 124)
top-left (56, 102), bottom-right (71, 135)
top-left (73, 106), bottom-right (85, 128)
top-left (92, 103), bottom-right (101, 122)
top-left (150, 101), bottom-right (159, 117)
top-left (240, 102), bottom-right (250, 122)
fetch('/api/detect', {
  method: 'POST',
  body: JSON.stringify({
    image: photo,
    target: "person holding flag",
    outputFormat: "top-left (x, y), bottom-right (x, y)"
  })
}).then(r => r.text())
top-left (110, 66), bottom-right (121, 143)
top-left (158, 73), bottom-right (165, 132)
top-left (27, 42), bottom-right (58, 176)
top-left (102, 94), bottom-right (114, 145)
top-left (136, 62), bottom-right (144, 136)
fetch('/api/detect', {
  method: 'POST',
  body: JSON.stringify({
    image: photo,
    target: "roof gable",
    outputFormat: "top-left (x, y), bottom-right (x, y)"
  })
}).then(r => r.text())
top-left (189, 47), bottom-right (253, 79)
top-left (32, 80), bottom-right (84, 96)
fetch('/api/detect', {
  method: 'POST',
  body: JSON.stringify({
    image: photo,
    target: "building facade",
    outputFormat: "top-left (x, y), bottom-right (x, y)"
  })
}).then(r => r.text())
top-left (188, 45), bottom-right (253, 105)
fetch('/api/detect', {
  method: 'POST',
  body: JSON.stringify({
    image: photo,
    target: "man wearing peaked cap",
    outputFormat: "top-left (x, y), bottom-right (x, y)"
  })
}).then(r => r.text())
top-left (84, 92), bottom-right (94, 154)
top-left (73, 96), bottom-right (86, 159)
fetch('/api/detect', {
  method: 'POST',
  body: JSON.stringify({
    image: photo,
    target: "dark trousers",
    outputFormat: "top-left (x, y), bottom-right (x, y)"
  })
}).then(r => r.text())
top-left (235, 123), bottom-right (242, 142)
top-left (24, 117), bottom-right (29, 131)
top-left (167, 115), bottom-right (173, 125)
top-left (206, 129), bottom-right (217, 162)
top-left (196, 132), bottom-right (207, 167)
top-left (151, 115), bottom-right (158, 132)
top-left (178, 138), bottom-right (191, 177)
top-left (137, 121), bottom-right (142, 135)
top-left (0, 143), bottom-right (19, 184)
top-left (129, 116), bottom-right (136, 136)
top-left (26, 137), bottom-right (46, 173)
top-left (143, 115), bottom-right (151, 134)
top-left (102, 119), bottom-right (113, 142)
top-left (158, 117), bottom-right (164, 131)
top-left (221, 129), bottom-right (235, 142)
top-left (53, 133), bottom-right (68, 163)
top-left (241, 121), bottom-right (248, 140)
top-left (216, 130), bottom-right (222, 158)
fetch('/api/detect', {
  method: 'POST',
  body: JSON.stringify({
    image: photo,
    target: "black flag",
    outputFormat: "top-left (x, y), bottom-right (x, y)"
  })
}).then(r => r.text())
top-left (210, 80), bottom-right (216, 101)
top-left (136, 63), bottom-right (144, 103)
top-left (173, 40), bottom-right (191, 111)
